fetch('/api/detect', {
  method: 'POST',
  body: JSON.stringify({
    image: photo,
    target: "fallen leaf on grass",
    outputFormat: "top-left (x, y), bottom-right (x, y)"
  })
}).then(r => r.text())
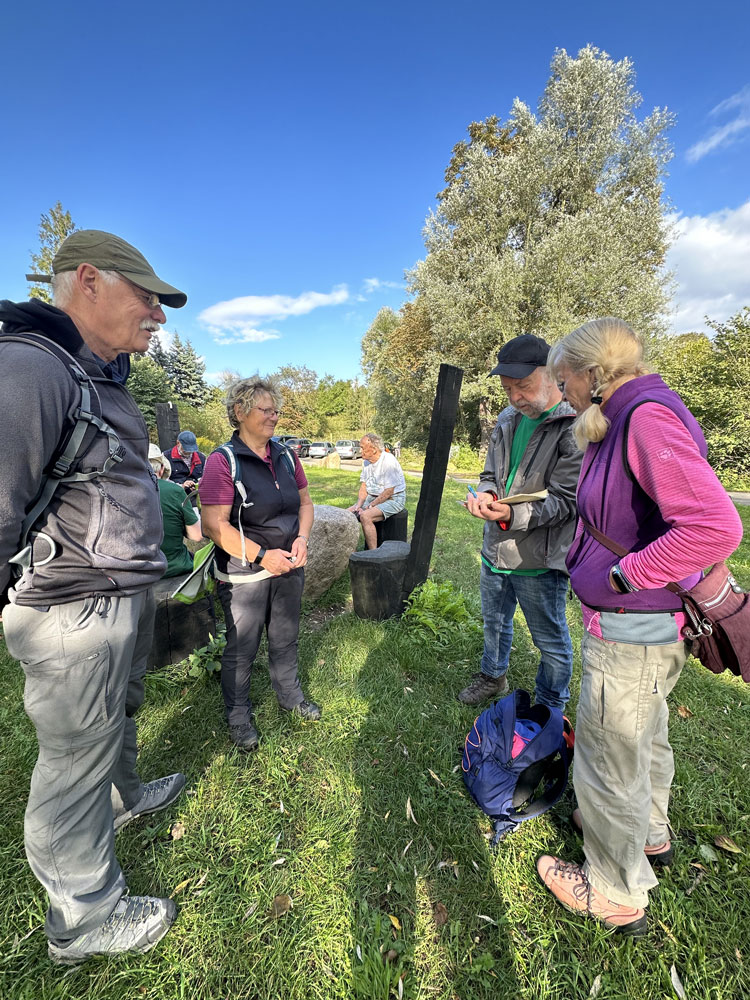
top-left (677, 705), bottom-right (693, 718)
top-left (404, 686), bottom-right (413, 694)
top-left (428, 769), bottom-right (445, 787)
top-left (384, 810), bottom-right (391, 821)
top-left (589, 974), bottom-right (602, 998)
top-left (170, 822), bottom-right (186, 841)
top-left (279, 800), bottom-right (285, 814)
top-left (270, 857), bottom-right (287, 867)
top-left (388, 914), bottom-right (402, 931)
top-left (170, 877), bottom-right (193, 898)
top-left (658, 919), bottom-right (678, 945)
top-left (243, 901), bottom-right (258, 920)
top-left (736, 948), bottom-right (743, 966)
top-left (670, 963), bottom-right (686, 999)
top-left (356, 944), bottom-right (362, 961)
top-left (267, 894), bottom-right (292, 919)
top-left (406, 797), bottom-right (418, 825)
top-left (714, 835), bottom-right (742, 854)
top-left (433, 902), bottom-right (448, 926)
top-left (477, 914), bottom-right (497, 925)
top-left (699, 844), bottom-right (719, 863)
top-left (402, 840), bottom-right (413, 858)
top-left (398, 974), bottom-right (404, 998)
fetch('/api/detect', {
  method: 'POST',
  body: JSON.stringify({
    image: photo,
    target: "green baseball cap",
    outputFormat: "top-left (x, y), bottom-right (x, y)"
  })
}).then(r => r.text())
top-left (26, 229), bottom-right (187, 308)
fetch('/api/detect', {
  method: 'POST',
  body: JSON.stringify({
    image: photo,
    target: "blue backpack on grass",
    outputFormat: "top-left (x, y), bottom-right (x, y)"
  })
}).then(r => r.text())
top-left (462, 689), bottom-right (574, 845)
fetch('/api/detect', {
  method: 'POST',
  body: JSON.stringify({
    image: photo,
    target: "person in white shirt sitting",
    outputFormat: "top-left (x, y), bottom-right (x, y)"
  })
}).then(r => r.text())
top-left (347, 433), bottom-right (406, 549)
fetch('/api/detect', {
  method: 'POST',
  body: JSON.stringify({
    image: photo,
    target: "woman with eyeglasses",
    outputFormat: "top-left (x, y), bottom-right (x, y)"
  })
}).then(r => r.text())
top-left (200, 377), bottom-right (320, 752)
top-left (536, 317), bottom-right (742, 936)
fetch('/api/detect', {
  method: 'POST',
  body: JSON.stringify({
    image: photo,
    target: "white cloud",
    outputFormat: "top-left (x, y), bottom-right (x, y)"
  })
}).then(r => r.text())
top-left (686, 84), bottom-right (750, 162)
top-left (362, 277), bottom-right (405, 294)
top-left (198, 284), bottom-right (349, 345)
top-left (667, 200), bottom-right (750, 333)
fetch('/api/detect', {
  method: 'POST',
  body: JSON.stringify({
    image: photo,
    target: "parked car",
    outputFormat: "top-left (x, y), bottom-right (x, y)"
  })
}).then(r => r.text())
top-left (335, 439), bottom-right (362, 460)
top-left (285, 437), bottom-right (311, 457)
top-left (309, 441), bottom-right (335, 458)
top-left (273, 434), bottom-right (298, 444)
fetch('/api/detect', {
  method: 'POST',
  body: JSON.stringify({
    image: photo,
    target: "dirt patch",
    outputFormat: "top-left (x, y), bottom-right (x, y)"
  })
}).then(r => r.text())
top-left (303, 600), bottom-right (352, 632)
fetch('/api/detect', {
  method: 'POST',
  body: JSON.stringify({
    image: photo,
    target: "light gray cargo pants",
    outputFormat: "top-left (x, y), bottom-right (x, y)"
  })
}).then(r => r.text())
top-left (3, 589), bottom-right (155, 944)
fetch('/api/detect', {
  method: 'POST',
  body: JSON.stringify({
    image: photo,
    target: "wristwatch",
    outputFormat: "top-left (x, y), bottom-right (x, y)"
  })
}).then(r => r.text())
top-left (610, 563), bottom-right (637, 594)
top-left (253, 547), bottom-right (267, 566)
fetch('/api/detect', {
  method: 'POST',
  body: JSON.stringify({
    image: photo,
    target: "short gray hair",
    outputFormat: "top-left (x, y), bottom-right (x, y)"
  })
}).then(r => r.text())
top-left (361, 432), bottom-right (384, 452)
top-left (52, 268), bottom-right (120, 309)
top-left (225, 376), bottom-right (283, 430)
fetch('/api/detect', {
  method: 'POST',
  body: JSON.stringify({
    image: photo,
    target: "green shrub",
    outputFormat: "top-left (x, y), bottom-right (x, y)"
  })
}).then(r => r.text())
top-left (402, 579), bottom-right (482, 646)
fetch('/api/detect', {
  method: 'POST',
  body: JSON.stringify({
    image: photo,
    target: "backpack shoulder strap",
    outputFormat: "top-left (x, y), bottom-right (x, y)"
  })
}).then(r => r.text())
top-left (7, 333), bottom-right (124, 575)
top-left (276, 443), bottom-right (297, 480)
top-left (215, 441), bottom-right (254, 566)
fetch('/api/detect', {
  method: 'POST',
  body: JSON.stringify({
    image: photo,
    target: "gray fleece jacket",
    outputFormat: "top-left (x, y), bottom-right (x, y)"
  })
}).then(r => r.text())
top-left (0, 300), bottom-right (166, 606)
top-left (477, 401), bottom-right (581, 573)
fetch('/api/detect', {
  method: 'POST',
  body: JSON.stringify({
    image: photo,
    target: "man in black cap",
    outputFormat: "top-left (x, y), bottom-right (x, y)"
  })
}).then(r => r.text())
top-left (165, 430), bottom-right (206, 492)
top-left (458, 334), bottom-right (582, 711)
top-left (0, 230), bottom-right (188, 963)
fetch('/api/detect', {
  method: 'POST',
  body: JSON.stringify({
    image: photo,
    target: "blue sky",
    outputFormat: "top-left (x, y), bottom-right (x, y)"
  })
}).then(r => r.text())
top-left (1, 1), bottom-right (749, 382)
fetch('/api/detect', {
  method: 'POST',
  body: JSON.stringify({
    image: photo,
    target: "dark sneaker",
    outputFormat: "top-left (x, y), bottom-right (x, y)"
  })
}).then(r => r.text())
top-left (571, 808), bottom-right (673, 867)
top-left (283, 699), bottom-right (322, 721)
top-left (114, 773), bottom-right (186, 833)
top-left (536, 855), bottom-right (647, 937)
top-left (457, 672), bottom-right (509, 705)
top-left (229, 721), bottom-right (260, 751)
top-left (48, 895), bottom-right (177, 965)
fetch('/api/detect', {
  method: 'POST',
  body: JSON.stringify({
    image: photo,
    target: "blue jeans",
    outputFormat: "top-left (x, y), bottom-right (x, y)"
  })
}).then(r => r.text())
top-left (479, 563), bottom-right (572, 710)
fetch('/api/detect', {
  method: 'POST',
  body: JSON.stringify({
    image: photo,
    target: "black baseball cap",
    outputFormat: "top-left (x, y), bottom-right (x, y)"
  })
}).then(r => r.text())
top-left (490, 334), bottom-right (550, 378)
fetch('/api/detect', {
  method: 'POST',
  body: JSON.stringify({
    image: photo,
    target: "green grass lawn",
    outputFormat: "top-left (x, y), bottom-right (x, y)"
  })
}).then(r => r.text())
top-left (1, 471), bottom-right (749, 999)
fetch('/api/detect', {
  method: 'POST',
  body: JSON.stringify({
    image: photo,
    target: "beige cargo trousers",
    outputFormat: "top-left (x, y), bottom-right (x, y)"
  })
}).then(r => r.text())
top-left (573, 630), bottom-right (688, 908)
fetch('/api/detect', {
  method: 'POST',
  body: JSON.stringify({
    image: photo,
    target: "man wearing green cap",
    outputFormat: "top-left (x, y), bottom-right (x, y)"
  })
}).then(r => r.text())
top-left (0, 231), bottom-right (188, 963)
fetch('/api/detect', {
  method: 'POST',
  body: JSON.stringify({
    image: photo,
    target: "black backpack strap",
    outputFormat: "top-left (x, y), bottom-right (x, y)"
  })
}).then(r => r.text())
top-left (6, 334), bottom-right (125, 575)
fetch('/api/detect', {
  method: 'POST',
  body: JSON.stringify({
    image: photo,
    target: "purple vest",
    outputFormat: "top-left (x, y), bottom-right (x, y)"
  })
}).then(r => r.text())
top-left (567, 374), bottom-right (707, 612)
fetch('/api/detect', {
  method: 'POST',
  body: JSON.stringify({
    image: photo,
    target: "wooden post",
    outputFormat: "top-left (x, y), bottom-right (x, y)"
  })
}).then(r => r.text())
top-left (156, 401), bottom-right (180, 453)
top-left (401, 363), bottom-right (463, 601)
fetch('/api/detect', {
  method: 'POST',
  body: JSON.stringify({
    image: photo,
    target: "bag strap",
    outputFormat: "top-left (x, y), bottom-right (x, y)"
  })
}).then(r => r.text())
top-left (217, 442), bottom-right (254, 567)
top-left (6, 333), bottom-right (125, 575)
top-left (580, 515), bottom-right (689, 598)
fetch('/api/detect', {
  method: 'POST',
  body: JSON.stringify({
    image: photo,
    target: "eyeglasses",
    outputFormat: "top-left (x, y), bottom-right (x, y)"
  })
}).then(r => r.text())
top-left (119, 275), bottom-right (162, 310)
top-left (254, 407), bottom-right (283, 419)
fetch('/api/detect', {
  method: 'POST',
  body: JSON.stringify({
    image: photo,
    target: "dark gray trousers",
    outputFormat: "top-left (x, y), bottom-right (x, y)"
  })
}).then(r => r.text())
top-left (3, 589), bottom-right (155, 944)
top-left (217, 570), bottom-right (304, 725)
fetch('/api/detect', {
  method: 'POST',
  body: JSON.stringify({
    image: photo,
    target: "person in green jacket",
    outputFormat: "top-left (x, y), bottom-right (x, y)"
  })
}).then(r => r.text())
top-left (148, 444), bottom-right (203, 576)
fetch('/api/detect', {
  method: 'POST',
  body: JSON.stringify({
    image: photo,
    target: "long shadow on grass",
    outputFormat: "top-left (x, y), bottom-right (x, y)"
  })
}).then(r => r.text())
top-left (350, 626), bottom-right (521, 1000)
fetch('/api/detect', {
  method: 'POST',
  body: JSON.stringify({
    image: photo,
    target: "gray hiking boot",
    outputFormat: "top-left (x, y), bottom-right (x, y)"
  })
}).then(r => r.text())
top-left (114, 773), bottom-right (186, 833)
top-left (457, 672), bottom-right (509, 705)
top-left (47, 895), bottom-right (177, 965)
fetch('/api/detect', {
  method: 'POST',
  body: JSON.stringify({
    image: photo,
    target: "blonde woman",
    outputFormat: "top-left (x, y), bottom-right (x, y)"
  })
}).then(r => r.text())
top-left (537, 318), bottom-right (742, 935)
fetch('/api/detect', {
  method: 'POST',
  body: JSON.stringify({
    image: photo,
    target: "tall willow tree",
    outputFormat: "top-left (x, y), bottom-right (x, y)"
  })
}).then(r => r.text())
top-left (371, 46), bottom-right (675, 448)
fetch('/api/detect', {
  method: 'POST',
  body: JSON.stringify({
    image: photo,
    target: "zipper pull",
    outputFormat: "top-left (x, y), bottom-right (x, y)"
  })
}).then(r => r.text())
top-left (275, 480), bottom-right (280, 490)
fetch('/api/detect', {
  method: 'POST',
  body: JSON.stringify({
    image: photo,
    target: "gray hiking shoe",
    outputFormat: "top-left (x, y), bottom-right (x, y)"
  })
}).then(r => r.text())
top-left (457, 672), bottom-right (509, 705)
top-left (114, 773), bottom-right (186, 832)
top-left (47, 895), bottom-right (177, 965)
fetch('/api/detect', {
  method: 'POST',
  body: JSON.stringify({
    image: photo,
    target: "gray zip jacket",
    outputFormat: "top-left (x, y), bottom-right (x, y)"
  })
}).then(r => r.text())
top-left (477, 401), bottom-right (581, 573)
top-left (0, 300), bottom-right (166, 607)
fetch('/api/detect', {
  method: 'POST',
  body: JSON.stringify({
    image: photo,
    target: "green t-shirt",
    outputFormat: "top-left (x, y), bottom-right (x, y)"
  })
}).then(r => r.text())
top-left (158, 478), bottom-right (199, 578)
top-left (483, 403), bottom-right (560, 577)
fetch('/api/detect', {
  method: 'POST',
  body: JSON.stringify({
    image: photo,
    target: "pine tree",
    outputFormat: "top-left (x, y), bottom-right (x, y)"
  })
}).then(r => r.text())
top-left (128, 355), bottom-right (175, 430)
top-left (167, 333), bottom-right (209, 407)
top-left (28, 202), bottom-right (77, 303)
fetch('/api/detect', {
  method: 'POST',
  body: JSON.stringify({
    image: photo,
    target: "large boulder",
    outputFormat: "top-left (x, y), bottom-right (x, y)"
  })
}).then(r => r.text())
top-left (304, 504), bottom-right (360, 600)
top-left (321, 451), bottom-right (341, 469)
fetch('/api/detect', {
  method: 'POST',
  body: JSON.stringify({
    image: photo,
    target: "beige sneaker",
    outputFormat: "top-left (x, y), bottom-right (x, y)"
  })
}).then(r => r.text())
top-left (536, 855), bottom-right (647, 936)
